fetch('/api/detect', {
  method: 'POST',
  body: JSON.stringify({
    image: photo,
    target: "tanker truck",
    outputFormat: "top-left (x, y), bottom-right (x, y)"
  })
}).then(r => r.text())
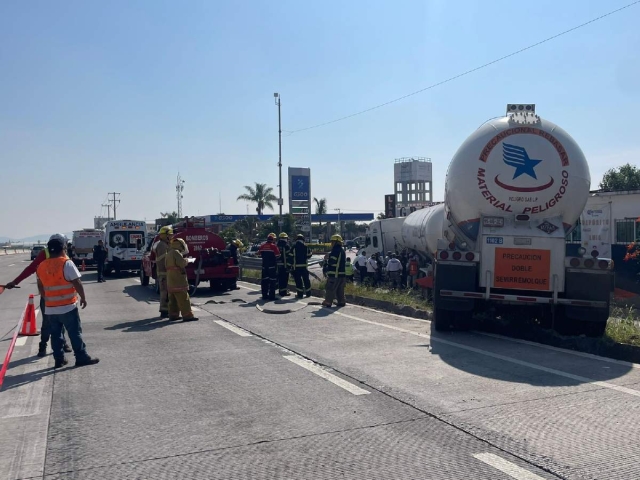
top-left (402, 104), bottom-right (614, 337)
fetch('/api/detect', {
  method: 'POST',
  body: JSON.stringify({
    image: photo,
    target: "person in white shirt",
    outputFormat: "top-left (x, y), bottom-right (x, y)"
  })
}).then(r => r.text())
top-left (354, 251), bottom-right (368, 283)
top-left (366, 254), bottom-right (378, 286)
top-left (386, 253), bottom-right (403, 289)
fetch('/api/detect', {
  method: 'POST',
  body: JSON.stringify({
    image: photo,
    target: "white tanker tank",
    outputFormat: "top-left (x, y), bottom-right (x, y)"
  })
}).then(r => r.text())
top-left (445, 106), bottom-right (590, 242)
top-left (427, 104), bottom-right (612, 338)
top-left (401, 203), bottom-right (445, 259)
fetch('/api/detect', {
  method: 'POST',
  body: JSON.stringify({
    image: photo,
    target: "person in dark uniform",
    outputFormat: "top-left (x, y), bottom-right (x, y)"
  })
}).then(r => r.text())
top-left (322, 235), bottom-right (346, 307)
top-left (288, 234), bottom-right (313, 298)
top-left (93, 240), bottom-right (108, 282)
top-left (258, 233), bottom-right (280, 300)
top-left (227, 240), bottom-right (239, 265)
top-left (276, 233), bottom-right (291, 296)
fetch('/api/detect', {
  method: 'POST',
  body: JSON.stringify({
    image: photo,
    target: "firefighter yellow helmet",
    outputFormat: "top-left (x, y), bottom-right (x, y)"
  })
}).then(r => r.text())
top-left (170, 238), bottom-right (188, 252)
top-left (267, 233), bottom-right (276, 241)
top-left (330, 234), bottom-right (343, 243)
top-left (159, 226), bottom-right (173, 236)
top-left (279, 232), bottom-right (288, 239)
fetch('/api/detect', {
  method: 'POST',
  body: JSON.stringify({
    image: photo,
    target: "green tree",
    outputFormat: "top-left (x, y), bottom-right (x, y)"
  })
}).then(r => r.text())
top-left (219, 227), bottom-right (240, 245)
top-left (259, 214), bottom-right (297, 239)
top-left (377, 212), bottom-right (387, 220)
top-left (237, 183), bottom-right (278, 215)
top-left (160, 211), bottom-right (179, 224)
top-left (313, 197), bottom-right (327, 228)
top-left (233, 216), bottom-right (259, 244)
top-left (599, 164), bottom-right (640, 192)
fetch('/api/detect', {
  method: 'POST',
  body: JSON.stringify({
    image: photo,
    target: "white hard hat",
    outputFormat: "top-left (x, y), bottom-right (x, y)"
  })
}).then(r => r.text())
top-left (49, 233), bottom-right (68, 244)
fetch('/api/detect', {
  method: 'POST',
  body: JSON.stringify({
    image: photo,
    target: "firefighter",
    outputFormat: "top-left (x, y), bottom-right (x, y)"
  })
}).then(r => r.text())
top-left (152, 226), bottom-right (173, 318)
top-left (165, 238), bottom-right (198, 322)
top-left (276, 233), bottom-right (291, 296)
top-left (258, 234), bottom-right (280, 300)
top-left (227, 239), bottom-right (240, 265)
top-left (322, 235), bottom-right (346, 308)
top-left (288, 233), bottom-right (312, 298)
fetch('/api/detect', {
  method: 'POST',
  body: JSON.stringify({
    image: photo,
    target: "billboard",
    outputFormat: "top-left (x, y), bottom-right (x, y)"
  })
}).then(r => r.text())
top-left (385, 194), bottom-right (396, 218)
top-left (288, 167), bottom-right (312, 242)
top-left (291, 175), bottom-right (310, 199)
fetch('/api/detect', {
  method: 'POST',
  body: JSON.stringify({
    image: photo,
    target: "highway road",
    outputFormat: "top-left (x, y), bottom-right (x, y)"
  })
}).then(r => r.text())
top-left (1, 252), bottom-right (639, 479)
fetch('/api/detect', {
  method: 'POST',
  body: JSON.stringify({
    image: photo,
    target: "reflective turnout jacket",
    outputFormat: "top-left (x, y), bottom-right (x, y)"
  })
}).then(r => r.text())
top-left (165, 248), bottom-right (189, 293)
top-left (276, 240), bottom-right (291, 268)
top-left (326, 244), bottom-right (346, 278)
top-left (288, 240), bottom-right (312, 269)
top-left (153, 240), bottom-right (170, 275)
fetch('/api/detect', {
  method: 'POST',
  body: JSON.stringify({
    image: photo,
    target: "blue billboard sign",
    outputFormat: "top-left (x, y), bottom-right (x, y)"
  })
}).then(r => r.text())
top-left (291, 175), bottom-right (310, 200)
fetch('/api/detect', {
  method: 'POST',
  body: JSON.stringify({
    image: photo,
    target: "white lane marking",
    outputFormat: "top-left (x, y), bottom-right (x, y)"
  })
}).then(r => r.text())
top-left (243, 280), bottom-right (640, 397)
top-left (8, 263), bottom-right (15, 266)
top-left (134, 278), bottom-right (141, 283)
top-left (238, 284), bottom-right (259, 291)
top-left (35, 308), bottom-right (40, 318)
top-left (475, 331), bottom-right (640, 369)
top-left (326, 310), bottom-right (640, 398)
top-left (473, 453), bottom-right (545, 480)
top-left (214, 320), bottom-right (252, 337)
top-left (192, 306), bottom-right (201, 312)
top-left (284, 355), bottom-right (370, 396)
top-left (15, 337), bottom-right (28, 346)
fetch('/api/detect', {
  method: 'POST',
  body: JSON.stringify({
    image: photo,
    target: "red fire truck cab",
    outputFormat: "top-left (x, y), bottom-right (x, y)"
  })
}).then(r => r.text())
top-left (140, 218), bottom-right (239, 293)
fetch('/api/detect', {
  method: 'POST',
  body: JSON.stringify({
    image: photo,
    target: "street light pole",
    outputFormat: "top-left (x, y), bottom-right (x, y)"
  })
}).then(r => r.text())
top-left (334, 208), bottom-right (341, 236)
top-left (274, 93), bottom-right (283, 231)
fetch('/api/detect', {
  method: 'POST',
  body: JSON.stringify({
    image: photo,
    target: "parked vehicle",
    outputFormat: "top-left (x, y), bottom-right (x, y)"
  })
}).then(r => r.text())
top-left (103, 220), bottom-right (146, 276)
top-left (30, 245), bottom-right (45, 260)
top-left (71, 229), bottom-right (104, 267)
top-left (381, 104), bottom-right (614, 336)
top-left (141, 217), bottom-right (239, 292)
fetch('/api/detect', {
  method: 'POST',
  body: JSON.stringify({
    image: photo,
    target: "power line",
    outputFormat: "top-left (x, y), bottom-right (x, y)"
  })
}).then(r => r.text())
top-left (289, 1), bottom-right (640, 134)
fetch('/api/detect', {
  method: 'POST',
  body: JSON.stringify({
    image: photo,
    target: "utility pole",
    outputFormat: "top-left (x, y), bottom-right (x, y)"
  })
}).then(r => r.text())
top-left (334, 208), bottom-right (342, 236)
top-left (108, 192), bottom-right (120, 220)
top-left (102, 203), bottom-right (112, 221)
top-left (176, 173), bottom-right (185, 218)
top-left (274, 93), bottom-right (283, 229)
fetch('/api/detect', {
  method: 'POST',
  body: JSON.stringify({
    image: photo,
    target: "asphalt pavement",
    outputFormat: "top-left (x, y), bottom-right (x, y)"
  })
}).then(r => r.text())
top-left (1, 253), bottom-right (639, 479)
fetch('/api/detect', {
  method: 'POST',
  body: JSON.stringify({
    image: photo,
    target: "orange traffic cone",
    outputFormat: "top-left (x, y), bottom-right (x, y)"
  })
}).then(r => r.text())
top-left (81, 259), bottom-right (86, 272)
top-left (19, 294), bottom-right (39, 336)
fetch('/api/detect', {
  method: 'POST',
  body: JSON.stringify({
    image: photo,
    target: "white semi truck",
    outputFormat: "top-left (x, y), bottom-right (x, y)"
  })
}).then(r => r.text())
top-left (357, 217), bottom-right (405, 260)
top-left (375, 104), bottom-right (614, 336)
top-left (103, 220), bottom-right (147, 276)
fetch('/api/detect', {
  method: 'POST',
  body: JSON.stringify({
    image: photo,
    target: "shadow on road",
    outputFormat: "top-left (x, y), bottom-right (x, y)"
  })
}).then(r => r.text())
top-left (0, 367), bottom-right (56, 392)
top-left (427, 322), bottom-right (633, 386)
top-left (104, 316), bottom-right (180, 333)
top-left (122, 285), bottom-right (156, 303)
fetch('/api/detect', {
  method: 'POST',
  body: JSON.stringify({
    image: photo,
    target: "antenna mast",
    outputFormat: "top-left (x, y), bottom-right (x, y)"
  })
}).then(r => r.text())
top-left (176, 173), bottom-right (185, 218)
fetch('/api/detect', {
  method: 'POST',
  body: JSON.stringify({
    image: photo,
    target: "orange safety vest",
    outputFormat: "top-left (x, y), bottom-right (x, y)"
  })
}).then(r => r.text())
top-left (37, 257), bottom-right (78, 308)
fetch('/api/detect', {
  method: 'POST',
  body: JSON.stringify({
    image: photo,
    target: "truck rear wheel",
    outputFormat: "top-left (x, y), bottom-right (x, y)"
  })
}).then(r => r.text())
top-left (581, 320), bottom-right (607, 338)
top-left (434, 307), bottom-right (455, 332)
top-left (553, 307), bottom-right (579, 336)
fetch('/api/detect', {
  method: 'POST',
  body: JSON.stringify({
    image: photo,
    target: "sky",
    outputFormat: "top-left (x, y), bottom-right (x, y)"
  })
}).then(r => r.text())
top-left (1, 0), bottom-right (639, 238)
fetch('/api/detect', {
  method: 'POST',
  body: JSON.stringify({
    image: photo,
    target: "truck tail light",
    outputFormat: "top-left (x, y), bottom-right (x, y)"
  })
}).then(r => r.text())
top-left (591, 250), bottom-right (599, 258)
top-left (448, 242), bottom-right (455, 250)
top-left (452, 251), bottom-right (462, 260)
top-left (598, 260), bottom-right (609, 269)
top-left (584, 258), bottom-right (595, 268)
top-left (440, 251), bottom-right (449, 260)
top-left (569, 258), bottom-right (580, 268)
top-left (465, 252), bottom-right (475, 261)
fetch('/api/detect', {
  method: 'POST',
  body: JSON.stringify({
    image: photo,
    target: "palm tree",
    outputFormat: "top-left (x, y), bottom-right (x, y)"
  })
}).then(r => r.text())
top-left (314, 197), bottom-right (327, 228)
top-left (237, 183), bottom-right (278, 215)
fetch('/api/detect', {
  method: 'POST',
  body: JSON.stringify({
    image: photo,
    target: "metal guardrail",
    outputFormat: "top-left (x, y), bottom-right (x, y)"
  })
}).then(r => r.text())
top-left (239, 256), bottom-right (324, 281)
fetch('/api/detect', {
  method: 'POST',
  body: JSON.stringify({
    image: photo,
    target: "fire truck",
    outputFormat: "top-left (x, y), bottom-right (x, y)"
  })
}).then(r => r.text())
top-left (140, 217), bottom-right (239, 293)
